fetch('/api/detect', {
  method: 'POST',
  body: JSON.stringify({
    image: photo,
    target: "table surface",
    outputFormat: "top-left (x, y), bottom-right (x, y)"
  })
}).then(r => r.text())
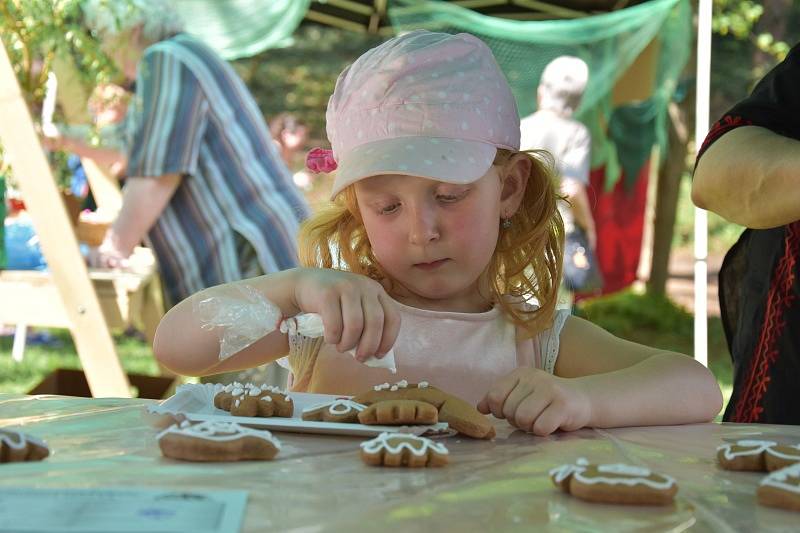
top-left (1, 393), bottom-right (798, 532)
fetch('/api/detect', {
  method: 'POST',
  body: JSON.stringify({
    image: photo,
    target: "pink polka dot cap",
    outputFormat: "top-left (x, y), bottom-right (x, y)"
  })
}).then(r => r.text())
top-left (321, 30), bottom-right (520, 199)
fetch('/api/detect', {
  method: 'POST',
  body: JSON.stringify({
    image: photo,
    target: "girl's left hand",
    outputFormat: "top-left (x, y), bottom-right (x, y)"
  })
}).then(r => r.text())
top-left (477, 368), bottom-right (592, 436)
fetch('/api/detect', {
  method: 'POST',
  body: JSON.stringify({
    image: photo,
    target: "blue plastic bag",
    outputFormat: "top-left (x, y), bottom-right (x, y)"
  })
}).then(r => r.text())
top-left (4, 215), bottom-right (47, 270)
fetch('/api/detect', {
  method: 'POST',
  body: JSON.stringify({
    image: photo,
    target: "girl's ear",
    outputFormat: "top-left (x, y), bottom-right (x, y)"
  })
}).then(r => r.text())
top-left (499, 154), bottom-right (531, 217)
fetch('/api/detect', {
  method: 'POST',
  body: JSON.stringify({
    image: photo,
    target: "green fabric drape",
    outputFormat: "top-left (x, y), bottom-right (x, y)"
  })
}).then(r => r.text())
top-left (172, 0), bottom-right (311, 60)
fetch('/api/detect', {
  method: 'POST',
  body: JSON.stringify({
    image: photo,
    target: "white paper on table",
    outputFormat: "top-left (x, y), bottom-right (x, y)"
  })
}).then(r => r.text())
top-left (280, 312), bottom-right (397, 373)
top-left (0, 487), bottom-right (247, 533)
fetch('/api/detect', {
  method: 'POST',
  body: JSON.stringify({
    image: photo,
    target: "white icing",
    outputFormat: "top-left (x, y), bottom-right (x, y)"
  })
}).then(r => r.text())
top-left (248, 386), bottom-right (262, 396)
top-left (360, 432), bottom-right (448, 457)
top-left (760, 462), bottom-right (800, 494)
top-left (765, 444), bottom-right (800, 461)
top-left (157, 420), bottom-right (281, 449)
top-left (549, 463), bottom-right (586, 483)
top-left (716, 439), bottom-right (777, 460)
top-left (260, 396), bottom-right (273, 402)
top-left (550, 460), bottom-right (675, 490)
top-left (418, 381), bottom-right (429, 388)
top-left (302, 399), bottom-right (366, 416)
top-left (390, 386), bottom-right (398, 392)
top-left (598, 463), bottom-right (651, 477)
top-left (231, 387), bottom-right (244, 396)
top-left (374, 383), bottom-right (391, 391)
top-left (396, 380), bottom-right (408, 388)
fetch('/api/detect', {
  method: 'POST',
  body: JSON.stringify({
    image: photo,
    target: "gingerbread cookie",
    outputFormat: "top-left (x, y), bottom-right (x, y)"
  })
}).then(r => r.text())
top-left (358, 400), bottom-right (439, 426)
top-left (765, 444), bottom-right (800, 472)
top-left (352, 380), bottom-right (494, 439)
top-left (302, 399), bottom-right (366, 423)
top-left (360, 432), bottom-right (449, 468)
top-left (214, 382), bottom-right (293, 418)
top-left (550, 459), bottom-right (678, 506)
top-left (157, 420), bottom-right (281, 462)
top-left (0, 429), bottom-right (49, 463)
top-left (716, 439), bottom-right (776, 471)
top-left (757, 462), bottom-right (800, 511)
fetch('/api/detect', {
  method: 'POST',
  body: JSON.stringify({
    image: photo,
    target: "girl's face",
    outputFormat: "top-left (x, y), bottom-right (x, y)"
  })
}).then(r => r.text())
top-left (355, 167), bottom-right (505, 313)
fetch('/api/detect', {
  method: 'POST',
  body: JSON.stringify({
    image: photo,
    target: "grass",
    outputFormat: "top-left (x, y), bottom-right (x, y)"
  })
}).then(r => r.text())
top-left (0, 329), bottom-right (161, 395)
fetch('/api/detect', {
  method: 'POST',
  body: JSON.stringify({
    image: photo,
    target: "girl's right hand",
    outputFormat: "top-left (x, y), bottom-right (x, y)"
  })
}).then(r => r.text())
top-left (292, 268), bottom-right (400, 361)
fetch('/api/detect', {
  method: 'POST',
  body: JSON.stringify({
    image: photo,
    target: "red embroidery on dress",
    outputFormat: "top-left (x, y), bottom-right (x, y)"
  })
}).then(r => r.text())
top-left (734, 222), bottom-right (800, 422)
top-left (698, 115), bottom-right (753, 158)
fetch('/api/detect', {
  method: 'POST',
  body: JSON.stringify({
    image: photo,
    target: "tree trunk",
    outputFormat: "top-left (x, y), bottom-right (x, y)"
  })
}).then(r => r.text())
top-left (647, 95), bottom-right (692, 296)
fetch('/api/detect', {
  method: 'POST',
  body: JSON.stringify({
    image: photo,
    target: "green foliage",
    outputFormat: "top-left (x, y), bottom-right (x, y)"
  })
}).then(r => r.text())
top-left (0, 0), bottom-right (117, 107)
top-left (232, 25), bottom-right (383, 143)
top-left (712, 0), bottom-right (789, 60)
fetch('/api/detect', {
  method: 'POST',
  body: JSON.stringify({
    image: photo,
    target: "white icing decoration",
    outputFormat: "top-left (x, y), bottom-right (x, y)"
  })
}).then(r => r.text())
top-left (390, 386), bottom-right (398, 392)
top-left (418, 381), bottom-right (429, 388)
top-left (760, 462), bottom-right (800, 494)
top-left (598, 464), bottom-right (651, 477)
top-left (550, 460), bottom-right (675, 490)
top-left (374, 383), bottom-right (391, 391)
top-left (231, 387), bottom-right (244, 396)
top-left (396, 380), bottom-right (408, 388)
top-left (716, 439), bottom-right (777, 460)
top-left (302, 399), bottom-right (366, 416)
top-left (157, 420), bottom-right (281, 449)
top-left (766, 444), bottom-right (800, 460)
top-left (549, 463), bottom-right (586, 483)
top-left (360, 432), bottom-right (448, 457)
top-left (260, 396), bottom-right (273, 402)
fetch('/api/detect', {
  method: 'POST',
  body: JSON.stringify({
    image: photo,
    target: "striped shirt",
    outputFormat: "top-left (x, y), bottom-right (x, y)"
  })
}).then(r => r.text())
top-left (126, 34), bottom-right (310, 305)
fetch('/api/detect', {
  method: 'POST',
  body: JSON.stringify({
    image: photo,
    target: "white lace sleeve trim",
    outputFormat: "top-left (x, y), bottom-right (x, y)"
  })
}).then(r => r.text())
top-left (543, 309), bottom-right (571, 375)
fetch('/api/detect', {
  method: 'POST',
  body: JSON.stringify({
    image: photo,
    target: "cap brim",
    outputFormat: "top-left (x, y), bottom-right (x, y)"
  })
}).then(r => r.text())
top-left (330, 137), bottom-right (497, 199)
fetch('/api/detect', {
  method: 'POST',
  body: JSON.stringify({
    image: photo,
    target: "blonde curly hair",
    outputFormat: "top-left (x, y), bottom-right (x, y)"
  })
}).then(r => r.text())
top-left (298, 149), bottom-right (564, 338)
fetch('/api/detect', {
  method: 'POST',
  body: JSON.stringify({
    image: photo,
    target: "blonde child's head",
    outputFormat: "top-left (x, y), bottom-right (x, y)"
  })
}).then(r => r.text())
top-left (301, 31), bottom-right (563, 337)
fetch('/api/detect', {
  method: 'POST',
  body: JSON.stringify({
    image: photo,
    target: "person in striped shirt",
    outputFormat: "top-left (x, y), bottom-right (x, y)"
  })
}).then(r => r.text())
top-left (81, 0), bottom-right (310, 385)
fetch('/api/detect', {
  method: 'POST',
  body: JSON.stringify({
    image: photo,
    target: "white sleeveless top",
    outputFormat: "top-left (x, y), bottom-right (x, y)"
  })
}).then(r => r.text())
top-left (280, 300), bottom-right (571, 406)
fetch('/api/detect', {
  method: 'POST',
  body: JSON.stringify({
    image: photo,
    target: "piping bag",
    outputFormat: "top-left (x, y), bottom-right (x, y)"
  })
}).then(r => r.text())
top-left (194, 284), bottom-right (397, 373)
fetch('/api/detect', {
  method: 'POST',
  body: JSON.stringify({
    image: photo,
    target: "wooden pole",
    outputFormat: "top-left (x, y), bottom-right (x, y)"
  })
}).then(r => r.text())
top-left (0, 38), bottom-right (130, 397)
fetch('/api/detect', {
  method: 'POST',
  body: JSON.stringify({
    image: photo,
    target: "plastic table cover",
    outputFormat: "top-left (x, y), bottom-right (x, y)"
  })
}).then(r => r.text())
top-left (0, 393), bottom-right (798, 532)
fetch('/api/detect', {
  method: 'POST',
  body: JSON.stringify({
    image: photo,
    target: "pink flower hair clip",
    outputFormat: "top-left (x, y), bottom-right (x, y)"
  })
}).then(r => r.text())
top-left (306, 147), bottom-right (338, 173)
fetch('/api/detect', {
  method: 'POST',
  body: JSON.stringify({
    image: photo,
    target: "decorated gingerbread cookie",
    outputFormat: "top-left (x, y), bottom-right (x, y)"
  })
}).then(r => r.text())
top-left (757, 462), bottom-right (800, 511)
top-left (214, 382), bottom-right (293, 418)
top-left (157, 420), bottom-right (281, 462)
top-left (302, 399), bottom-right (366, 423)
top-left (358, 399), bottom-right (438, 426)
top-left (0, 429), bottom-right (49, 463)
top-left (550, 459), bottom-right (678, 506)
top-left (765, 444), bottom-right (800, 472)
top-left (360, 432), bottom-right (449, 468)
top-left (352, 380), bottom-right (494, 439)
top-left (716, 440), bottom-right (777, 471)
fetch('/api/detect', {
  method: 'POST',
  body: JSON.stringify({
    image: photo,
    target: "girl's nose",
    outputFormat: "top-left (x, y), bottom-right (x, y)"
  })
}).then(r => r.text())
top-left (408, 205), bottom-right (440, 245)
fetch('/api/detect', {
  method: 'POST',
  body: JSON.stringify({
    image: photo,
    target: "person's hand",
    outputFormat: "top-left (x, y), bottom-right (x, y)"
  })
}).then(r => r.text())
top-left (87, 239), bottom-right (130, 269)
top-left (292, 268), bottom-right (400, 361)
top-left (477, 368), bottom-right (592, 436)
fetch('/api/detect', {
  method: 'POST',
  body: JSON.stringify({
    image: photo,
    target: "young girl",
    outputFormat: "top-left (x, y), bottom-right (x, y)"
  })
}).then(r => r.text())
top-left (154, 31), bottom-right (722, 436)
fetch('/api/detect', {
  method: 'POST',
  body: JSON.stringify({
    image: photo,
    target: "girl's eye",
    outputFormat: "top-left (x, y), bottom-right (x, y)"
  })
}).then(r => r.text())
top-left (379, 203), bottom-right (400, 215)
top-left (437, 189), bottom-right (468, 203)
